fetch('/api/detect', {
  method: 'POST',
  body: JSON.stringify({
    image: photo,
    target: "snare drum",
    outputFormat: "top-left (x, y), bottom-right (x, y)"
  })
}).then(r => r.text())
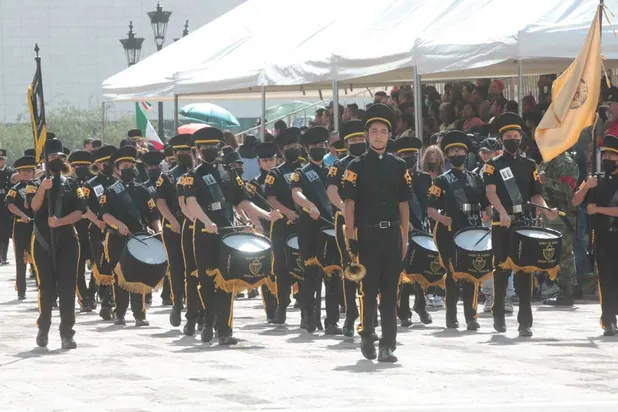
top-left (453, 227), bottom-right (494, 283)
top-left (317, 227), bottom-right (341, 275)
top-left (507, 226), bottom-right (562, 278)
top-left (116, 233), bottom-right (168, 294)
top-left (404, 231), bottom-right (446, 288)
top-left (285, 234), bottom-right (304, 280)
top-left (218, 232), bottom-right (273, 291)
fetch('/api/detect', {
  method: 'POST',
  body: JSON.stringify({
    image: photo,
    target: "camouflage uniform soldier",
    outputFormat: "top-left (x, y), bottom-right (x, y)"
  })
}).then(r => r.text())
top-left (539, 150), bottom-right (579, 305)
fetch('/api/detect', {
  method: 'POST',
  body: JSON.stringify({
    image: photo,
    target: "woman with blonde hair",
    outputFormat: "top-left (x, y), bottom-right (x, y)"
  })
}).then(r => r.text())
top-left (421, 145), bottom-right (445, 182)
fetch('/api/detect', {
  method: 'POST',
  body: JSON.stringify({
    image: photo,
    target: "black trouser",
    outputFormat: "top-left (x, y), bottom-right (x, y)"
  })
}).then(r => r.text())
top-left (182, 220), bottom-right (205, 324)
top-left (397, 283), bottom-right (426, 320)
top-left (162, 218), bottom-right (185, 309)
top-left (270, 219), bottom-right (295, 310)
top-left (32, 227), bottom-right (80, 338)
top-left (107, 233), bottom-right (146, 320)
top-left (595, 232), bottom-right (618, 328)
top-left (13, 219), bottom-right (33, 297)
top-left (193, 220), bottom-right (233, 337)
top-left (334, 212), bottom-right (359, 322)
top-left (75, 222), bottom-right (92, 307)
top-left (261, 284), bottom-right (278, 319)
top-left (93, 227), bottom-right (114, 310)
top-left (0, 211), bottom-right (11, 261)
top-left (357, 225), bottom-right (402, 350)
top-left (492, 224), bottom-right (533, 328)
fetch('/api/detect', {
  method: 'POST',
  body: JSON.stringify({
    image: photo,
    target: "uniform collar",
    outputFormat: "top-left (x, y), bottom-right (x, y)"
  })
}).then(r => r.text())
top-left (367, 149), bottom-right (386, 160)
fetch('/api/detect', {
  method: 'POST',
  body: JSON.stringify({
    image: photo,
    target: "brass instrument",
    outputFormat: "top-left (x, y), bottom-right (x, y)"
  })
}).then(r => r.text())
top-left (342, 224), bottom-right (367, 282)
top-left (89, 163), bottom-right (100, 175)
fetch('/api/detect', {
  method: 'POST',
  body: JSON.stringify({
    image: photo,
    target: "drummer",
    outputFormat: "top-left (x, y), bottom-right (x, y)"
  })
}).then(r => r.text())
top-left (290, 126), bottom-right (341, 335)
top-left (483, 112), bottom-right (557, 337)
top-left (326, 119), bottom-right (367, 336)
top-left (99, 145), bottom-right (162, 327)
top-left (245, 142), bottom-right (280, 323)
top-left (68, 150), bottom-right (96, 313)
top-left (265, 127), bottom-right (304, 324)
top-left (156, 134), bottom-right (194, 327)
top-left (82, 145), bottom-right (118, 321)
top-left (184, 127), bottom-right (278, 345)
top-left (393, 135), bottom-right (433, 327)
top-left (427, 130), bottom-right (491, 330)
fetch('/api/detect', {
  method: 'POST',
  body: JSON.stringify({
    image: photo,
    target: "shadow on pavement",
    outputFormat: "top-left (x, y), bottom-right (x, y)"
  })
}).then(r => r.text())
top-left (537, 306), bottom-right (578, 312)
top-left (13, 347), bottom-right (67, 359)
top-left (333, 359), bottom-right (402, 373)
top-left (174, 344), bottom-right (265, 353)
top-left (239, 323), bottom-right (271, 331)
top-left (325, 340), bottom-right (357, 351)
top-left (150, 329), bottom-right (183, 338)
top-left (259, 326), bottom-right (302, 336)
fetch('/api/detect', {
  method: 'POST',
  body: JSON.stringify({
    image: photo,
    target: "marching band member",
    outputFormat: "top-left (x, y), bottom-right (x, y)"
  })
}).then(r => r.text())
top-left (341, 103), bottom-right (411, 362)
top-left (427, 131), bottom-right (490, 330)
top-left (483, 112), bottom-right (557, 337)
top-left (0, 149), bottom-right (17, 265)
top-left (27, 136), bottom-right (86, 349)
top-left (99, 146), bottom-right (161, 327)
top-left (5, 155), bottom-right (36, 300)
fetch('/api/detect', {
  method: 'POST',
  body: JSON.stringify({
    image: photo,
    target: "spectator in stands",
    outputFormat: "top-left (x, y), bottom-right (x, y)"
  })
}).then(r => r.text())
top-left (462, 103), bottom-right (484, 132)
top-left (343, 103), bottom-right (360, 121)
top-left (374, 91), bottom-right (388, 104)
top-left (522, 95), bottom-right (537, 115)
top-left (462, 82), bottom-right (476, 104)
top-left (83, 138), bottom-right (94, 152)
top-left (274, 120), bottom-right (287, 137)
top-left (92, 139), bottom-right (103, 149)
top-left (223, 130), bottom-right (239, 149)
top-left (479, 100), bottom-right (491, 122)
top-left (489, 79), bottom-right (505, 100)
top-left (506, 100), bottom-right (519, 114)
top-left (442, 83), bottom-right (453, 103)
top-left (314, 109), bottom-right (326, 126)
top-left (238, 134), bottom-right (260, 179)
top-left (439, 102), bottom-right (457, 132)
top-left (489, 97), bottom-right (507, 121)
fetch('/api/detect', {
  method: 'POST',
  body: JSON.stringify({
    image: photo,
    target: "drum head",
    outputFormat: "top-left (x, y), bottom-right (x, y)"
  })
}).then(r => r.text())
top-left (516, 228), bottom-right (560, 239)
top-left (322, 228), bottom-right (336, 237)
top-left (287, 235), bottom-right (299, 250)
top-left (410, 234), bottom-right (438, 252)
top-left (128, 235), bottom-right (167, 265)
top-left (223, 233), bottom-right (271, 253)
top-left (454, 228), bottom-right (492, 251)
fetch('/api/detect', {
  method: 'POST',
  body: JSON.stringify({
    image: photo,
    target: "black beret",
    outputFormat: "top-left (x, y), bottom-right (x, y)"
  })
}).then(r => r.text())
top-left (44, 137), bottom-right (64, 156)
top-left (24, 149), bottom-right (36, 157)
top-left (92, 145), bottom-right (117, 163)
top-left (68, 150), bottom-right (93, 165)
top-left (341, 120), bottom-right (365, 141)
top-left (128, 129), bottom-right (143, 139)
top-left (242, 135), bottom-right (259, 148)
top-left (14, 156), bottom-right (36, 170)
top-left (393, 136), bottom-right (422, 154)
top-left (92, 139), bottom-right (103, 149)
top-left (168, 134), bottom-right (193, 149)
top-left (333, 139), bottom-right (346, 153)
top-left (0, 149), bottom-right (6, 158)
top-left (63, 147), bottom-right (71, 156)
top-left (223, 150), bottom-right (243, 166)
top-left (140, 150), bottom-right (165, 165)
top-left (601, 134), bottom-right (618, 154)
top-left (111, 145), bottom-right (138, 164)
top-left (493, 112), bottom-right (525, 136)
top-left (440, 130), bottom-right (470, 153)
top-left (256, 142), bottom-right (278, 159)
top-left (192, 127), bottom-right (224, 145)
top-left (163, 145), bottom-right (174, 158)
top-left (119, 138), bottom-right (133, 148)
top-left (300, 126), bottom-right (329, 146)
top-left (364, 103), bottom-right (394, 132)
top-left (275, 127), bottom-right (301, 146)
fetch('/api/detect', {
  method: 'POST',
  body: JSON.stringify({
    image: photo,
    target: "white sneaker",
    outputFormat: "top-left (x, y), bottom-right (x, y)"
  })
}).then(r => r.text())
top-left (427, 295), bottom-right (444, 308)
top-left (505, 296), bottom-right (514, 314)
top-left (483, 295), bottom-right (493, 313)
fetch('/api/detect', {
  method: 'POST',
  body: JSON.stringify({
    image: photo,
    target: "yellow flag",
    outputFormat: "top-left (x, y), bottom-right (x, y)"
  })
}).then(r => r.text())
top-left (535, 7), bottom-right (602, 162)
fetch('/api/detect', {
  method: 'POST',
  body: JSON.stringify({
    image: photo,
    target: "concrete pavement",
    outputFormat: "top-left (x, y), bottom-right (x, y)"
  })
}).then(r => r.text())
top-left (0, 258), bottom-right (618, 411)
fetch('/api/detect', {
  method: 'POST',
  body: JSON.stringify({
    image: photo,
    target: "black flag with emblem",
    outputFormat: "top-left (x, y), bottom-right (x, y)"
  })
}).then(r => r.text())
top-left (27, 44), bottom-right (47, 163)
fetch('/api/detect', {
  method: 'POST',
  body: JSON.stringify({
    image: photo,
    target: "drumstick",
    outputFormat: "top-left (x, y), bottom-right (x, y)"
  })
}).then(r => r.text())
top-left (218, 225), bottom-right (253, 232)
top-left (473, 230), bottom-right (491, 247)
top-left (302, 207), bottom-right (334, 226)
top-left (526, 201), bottom-right (566, 217)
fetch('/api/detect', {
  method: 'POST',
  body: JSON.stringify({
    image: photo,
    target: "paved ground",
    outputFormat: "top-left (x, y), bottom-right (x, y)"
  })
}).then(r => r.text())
top-left (1, 257), bottom-right (618, 411)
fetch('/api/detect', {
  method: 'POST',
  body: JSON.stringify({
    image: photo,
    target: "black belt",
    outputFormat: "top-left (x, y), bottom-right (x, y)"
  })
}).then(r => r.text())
top-left (360, 220), bottom-right (400, 229)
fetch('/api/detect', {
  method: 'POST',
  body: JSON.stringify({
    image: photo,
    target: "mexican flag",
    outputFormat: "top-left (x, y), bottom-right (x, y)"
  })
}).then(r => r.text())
top-left (136, 102), bottom-right (164, 151)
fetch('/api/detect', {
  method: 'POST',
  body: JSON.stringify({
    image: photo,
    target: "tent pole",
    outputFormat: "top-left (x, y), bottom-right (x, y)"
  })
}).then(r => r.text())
top-left (413, 65), bottom-right (423, 142)
top-left (101, 102), bottom-right (105, 140)
top-left (332, 79), bottom-right (340, 133)
top-left (173, 94), bottom-right (179, 135)
top-left (261, 86), bottom-right (266, 141)
top-left (517, 60), bottom-right (524, 116)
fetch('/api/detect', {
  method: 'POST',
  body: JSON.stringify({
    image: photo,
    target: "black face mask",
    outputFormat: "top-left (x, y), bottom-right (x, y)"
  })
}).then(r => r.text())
top-left (449, 155), bottom-right (467, 168)
top-left (336, 151), bottom-right (347, 160)
top-left (233, 168), bottom-right (244, 178)
top-left (283, 147), bottom-right (301, 163)
top-left (602, 158), bottom-right (618, 174)
top-left (148, 168), bottom-right (161, 182)
top-left (177, 153), bottom-right (193, 168)
top-left (48, 158), bottom-right (65, 174)
top-left (101, 164), bottom-right (114, 177)
top-left (503, 139), bottom-right (521, 154)
top-left (200, 148), bottom-right (219, 163)
top-left (348, 142), bottom-right (367, 157)
top-left (309, 147), bottom-right (328, 162)
top-left (404, 156), bottom-right (418, 170)
top-left (120, 168), bottom-right (137, 183)
top-left (75, 168), bottom-right (91, 180)
top-left (427, 161), bottom-right (438, 172)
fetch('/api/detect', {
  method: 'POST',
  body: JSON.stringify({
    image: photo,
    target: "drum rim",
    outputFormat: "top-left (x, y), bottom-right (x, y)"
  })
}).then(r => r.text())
top-left (221, 231), bottom-right (273, 246)
top-left (453, 226), bottom-right (490, 238)
top-left (513, 226), bottom-right (562, 237)
top-left (409, 231), bottom-right (438, 250)
top-left (320, 227), bottom-right (336, 236)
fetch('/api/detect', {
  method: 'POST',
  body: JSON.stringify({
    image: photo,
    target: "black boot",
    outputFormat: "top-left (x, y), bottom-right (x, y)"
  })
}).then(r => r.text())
top-left (446, 316), bottom-right (459, 329)
top-left (493, 315), bottom-right (506, 333)
top-left (99, 306), bottom-right (113, 321)
top-left (61, 337), bottom-right (77, 350)
top-left (360, 335), bottom-right (377, 360)
top-left (201, 325), bottom-right (214, 343)
top-left (325, 323), bottom-right (343, 335)
top-left (36, 329), bottom-right (48, 348)
top-left (218, 336), bottom-right (238, 345)
top-left (518, 326), bottom-right (533, 337)
top-left (466, 320), bottom-right (480, 331)
top-left (169, 306), bottom-right (182, 327)
top-left (377, 347), bottom-right (398, 363)
top-left (400, 318), bottom-right (413, 327)
top-left (183, 321), bottom-right (196, 336)
top-left (342, 318), bottom-right (355, 337)
top-left (145, 293), bottom-right (152, 305)
top-left (273, 306), bottom-right (287, 324)
top-left (114, 316), bottom-right (126, 326)
top-left (135, 318), bottom-right (150, 327)
top-left (603, 322), bottom-right (617, 337)
top-left (415, 309), bottom-right (433, 325)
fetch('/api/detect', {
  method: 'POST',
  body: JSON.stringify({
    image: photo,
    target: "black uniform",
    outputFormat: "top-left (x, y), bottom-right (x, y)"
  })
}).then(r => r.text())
top-left (5, 178), bottom-right (34, 298)
top-left (99, 159), bottom-right (160, 322)
top-left (341, 104), bottom-right (411, 359)
top-left (0, 158), bottom-right (16, 263)
top-left (27, 164), bottom-right (87, 344)
top-left (483, 113), bottom-right (543, 332)
top-left (264, 152), bottom-right (302, 317)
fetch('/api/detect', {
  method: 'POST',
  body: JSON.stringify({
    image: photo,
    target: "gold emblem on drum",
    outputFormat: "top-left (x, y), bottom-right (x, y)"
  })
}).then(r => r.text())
top-left (543, 243), bottom-right (556, 261)
top-left (249, 259), bottom-right (262, 276)
top-left (430, 257), bottom-right (442, 274)
top-left (473, 256), bottom-right (486, 271)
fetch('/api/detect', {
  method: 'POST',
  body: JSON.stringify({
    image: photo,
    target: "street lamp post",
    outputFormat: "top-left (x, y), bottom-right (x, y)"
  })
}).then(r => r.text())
top-left (174, 20), bottom-right (189, 42)
top-left (119, 21), bottom-right (144, 67)
top-left (148, 2), bottom-right (172, 140)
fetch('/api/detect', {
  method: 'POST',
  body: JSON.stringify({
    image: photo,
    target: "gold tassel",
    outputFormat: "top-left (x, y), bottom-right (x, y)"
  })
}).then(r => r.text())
top-left (499, 257), bottom-right (559, 280)
top-left (405, 273), bottom-right (446, 290)
top-left (206, 268), bottom-right (272, 294)
top-left (304, 257), bottom-right (320, 267)
top-left (292, 281), bottom-right (299, 295)
top-left (398, 270), bottom-right (411, 285)
top-left (289, 271), bottom-right (303, 281)
top-left (449, 262), bottom-right (494, 285)
top-left (114, 263), bottom-right (154, 295)
top-left (265, 275), bottom-right (278, 295)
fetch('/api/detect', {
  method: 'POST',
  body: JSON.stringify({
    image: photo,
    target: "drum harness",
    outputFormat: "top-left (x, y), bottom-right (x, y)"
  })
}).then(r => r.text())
top-left (443, 170), bottom-right (481, 227)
